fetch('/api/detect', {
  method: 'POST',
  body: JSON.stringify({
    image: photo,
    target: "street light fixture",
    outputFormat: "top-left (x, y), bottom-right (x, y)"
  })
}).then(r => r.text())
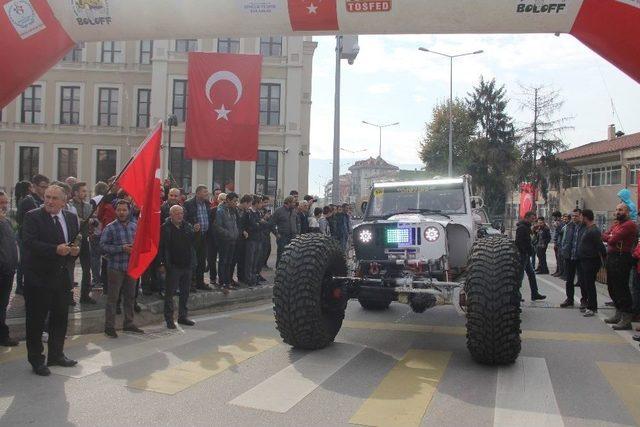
top-left (418, 47), bottom-right (484, 177)
top-left (362, 120), bottom-right (400, 158)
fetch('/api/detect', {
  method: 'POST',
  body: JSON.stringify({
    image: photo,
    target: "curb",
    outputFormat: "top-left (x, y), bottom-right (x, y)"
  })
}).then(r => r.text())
top-left (6, 285), bottom-right (274, 339)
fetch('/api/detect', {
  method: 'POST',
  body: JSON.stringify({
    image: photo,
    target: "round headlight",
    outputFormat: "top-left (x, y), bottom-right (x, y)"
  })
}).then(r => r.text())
top-left (359, 229), bottom-right (373, 244)
top-left (424, 226), bottom-right (440, 242)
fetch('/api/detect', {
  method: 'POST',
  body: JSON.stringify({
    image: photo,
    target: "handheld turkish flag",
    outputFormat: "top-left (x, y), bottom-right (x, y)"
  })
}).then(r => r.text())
top-left (288, 0), bottom-right (339, 31)
top-left (185, 52), bottom-right (262, 161)
top-left (519, 183), bottom-right (537, 219)
top-left (117, 122), bottom-right (163, 279)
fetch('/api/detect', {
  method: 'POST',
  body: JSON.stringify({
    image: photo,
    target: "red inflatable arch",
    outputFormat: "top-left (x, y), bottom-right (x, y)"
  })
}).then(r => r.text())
top-left (1, 0), bottom-right (639, 108)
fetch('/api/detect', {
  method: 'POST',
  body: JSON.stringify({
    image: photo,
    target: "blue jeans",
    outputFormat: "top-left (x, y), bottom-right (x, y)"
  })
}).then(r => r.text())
top-left (520, 253), bottom-right (540, 298)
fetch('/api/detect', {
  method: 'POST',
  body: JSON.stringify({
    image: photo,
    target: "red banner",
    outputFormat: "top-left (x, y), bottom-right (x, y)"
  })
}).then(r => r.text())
top-left (519, 183), bottom-right (537, 219)
top-left (288, 0), bottom-right (339, 31)
top-left (185, 52), bottom-right (262, 161)
top-left (118, 122), bottom-right (163, 279)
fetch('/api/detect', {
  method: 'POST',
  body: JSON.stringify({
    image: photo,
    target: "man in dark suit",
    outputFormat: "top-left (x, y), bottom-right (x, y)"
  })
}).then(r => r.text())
top-left (183, 186), bottom-right (212, 291)
top-left (22, 185), bottom-right (80, 376)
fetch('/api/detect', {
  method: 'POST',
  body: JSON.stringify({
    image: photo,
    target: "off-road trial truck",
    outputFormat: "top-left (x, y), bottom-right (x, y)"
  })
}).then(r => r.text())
top-left (273, 176), bottom-right (522, 365)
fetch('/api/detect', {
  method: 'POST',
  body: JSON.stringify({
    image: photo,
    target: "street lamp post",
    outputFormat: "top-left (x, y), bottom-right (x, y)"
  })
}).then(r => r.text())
top-left (332, 35), bottom-right (359, 204)
top-left (362, 121), bottom-right (400, 158)
top-left (418, 47), bottom-right (483, 177)
top-left (166, 114), bottom-right (178, 185)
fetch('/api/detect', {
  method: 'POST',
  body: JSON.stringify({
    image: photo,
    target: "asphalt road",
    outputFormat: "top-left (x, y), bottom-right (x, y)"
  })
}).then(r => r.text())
top-left (1, 272), bottom-right (640, 427)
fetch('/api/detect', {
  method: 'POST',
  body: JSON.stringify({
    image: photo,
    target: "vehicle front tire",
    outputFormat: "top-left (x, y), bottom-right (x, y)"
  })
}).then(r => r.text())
top-left (465, 236), bottom-right (522, 365)
top-left (273, 234), bottom-right (348, 350)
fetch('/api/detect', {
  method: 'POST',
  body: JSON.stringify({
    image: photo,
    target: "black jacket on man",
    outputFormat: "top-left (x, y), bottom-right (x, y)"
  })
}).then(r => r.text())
top-left (578, 225), bottom-right (607, 260)
top-left (515, 220), bottom-right (535, 257)
top-left (159, 220), bottom-right (195, 269)
top-left (22, 207), bottom-right (78, 290)
top-left (16, 194), bottom-right (43, 235)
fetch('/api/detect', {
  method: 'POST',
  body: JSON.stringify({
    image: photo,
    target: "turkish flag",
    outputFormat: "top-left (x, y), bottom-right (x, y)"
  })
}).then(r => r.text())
top-left (185, 52), bottom-right (262, 161)
top-left (118, 122), bottom-right (163, 279)
top-left (519, 183), bottom-right (537, 219)
top-left (288, 0), bottom-right (339, 31)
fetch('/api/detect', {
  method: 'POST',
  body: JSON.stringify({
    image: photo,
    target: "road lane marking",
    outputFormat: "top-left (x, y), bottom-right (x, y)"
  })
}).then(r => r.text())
top-left (494, 357), bottom-right (564, 427)
top-left (597, 362), bottom-right (640, 425)
top-left (230, 343), bottom-right (364, 413)
top-left (233, 313), bottom-right (625, 345)
top-left (0, 333), bottom-right (107, 365)
top-left (126, 336), bottom-right (279, 395)
top-left (349, 350), bottom-right (451, 427)
top-left (49, 330), bottom-right (216, 378)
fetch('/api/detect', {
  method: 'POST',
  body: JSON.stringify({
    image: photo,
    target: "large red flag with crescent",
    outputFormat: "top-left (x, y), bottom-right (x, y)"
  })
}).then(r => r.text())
top-left (288, 0), bottom-right (339, 31)
top-left (185, 52), bottom-right (262, 161)
top-left (519, 183), bottom-right (537, 219)
top-left (118, 122), bottom-right (162, 279)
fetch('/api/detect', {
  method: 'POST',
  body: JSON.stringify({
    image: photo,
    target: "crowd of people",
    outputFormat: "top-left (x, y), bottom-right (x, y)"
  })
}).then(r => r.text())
top-left (516, 194), bottom-right (640, 345)
top-left (0, 174), bottom-right (355, 376)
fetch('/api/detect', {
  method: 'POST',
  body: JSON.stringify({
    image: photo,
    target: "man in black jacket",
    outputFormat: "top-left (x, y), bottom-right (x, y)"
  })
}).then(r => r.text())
top-left (22, 185), bottom-right (80, 376)
top-left (245, 196), bottom-right (269, 287)
top-left (534, 217), bottom-right (552, 274)
top-left (159, 205), bottom-right (196, 329)
top-left (578, 209), bottom-right (606, 317)
top-left (515, 211), bottom-right (547, 301)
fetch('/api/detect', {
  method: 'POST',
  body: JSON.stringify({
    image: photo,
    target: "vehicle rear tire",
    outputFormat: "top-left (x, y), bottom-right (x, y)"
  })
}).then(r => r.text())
top-left (357, 297), bottom-right (392, 311)
top-left (465, 236), bottom-right (522, 365)
top-left (273, 234), bottom-right (348, 350)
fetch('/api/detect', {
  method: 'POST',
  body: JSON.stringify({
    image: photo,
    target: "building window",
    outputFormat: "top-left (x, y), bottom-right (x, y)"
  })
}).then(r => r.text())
top-left (630, 164), bottom-right (640, 185)
top-left (169, 147), bottom-right (192, 193)
top-left (260, 83), bottom-right (281, 126)
top-left (62, 43), bottom-right (83, 62)
top-left (136, 89), bottom-right (151, 128)
top-left (175, 39), bottom-right (198, 52)
top-left (98, 88), bottom-right (119, 127)
top-left (60, 86), bottom-right (81, 125)
top-left (260, 36), bottom-right (282, 56)
top-left (172, 80), bottom-right (188, 123)
top-left (567, 170), bottom-right (582, 188)
top-left (21, 85), bottom-right (42, 124)
top-left (18, 147), bottom-right (39, 182)
top-left (139, 40), bottom-right (153, 64)
top-left (96, 149), bottom-right (117, 183)
top-left (587, 166), bottom-right (622, 187)
top-left (101, 41), bottom-right (123, 63)
top-left (212, 161), bottom-right (235, 192)
top-left (57, 148), bottom-right (78, 181)
top-left (217, 38), bottom-right (240, 54)
top-left (255, 150), bottom-right (278, 198)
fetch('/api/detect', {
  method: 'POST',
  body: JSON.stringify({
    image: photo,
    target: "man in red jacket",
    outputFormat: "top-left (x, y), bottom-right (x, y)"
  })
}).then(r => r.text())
top-left (602, 203), bottom-right (638, 330)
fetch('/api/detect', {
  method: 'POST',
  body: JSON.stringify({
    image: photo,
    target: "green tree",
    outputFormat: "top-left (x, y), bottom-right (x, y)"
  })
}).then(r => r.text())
top-left (466, 77), bottom-right (520, 216)
top-left (418, 99), bottom-right (476, 177)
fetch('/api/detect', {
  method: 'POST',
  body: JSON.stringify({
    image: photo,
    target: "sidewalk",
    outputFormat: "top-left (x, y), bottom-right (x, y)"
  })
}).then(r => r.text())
top-left (6, 255), bottom-right (277, 339)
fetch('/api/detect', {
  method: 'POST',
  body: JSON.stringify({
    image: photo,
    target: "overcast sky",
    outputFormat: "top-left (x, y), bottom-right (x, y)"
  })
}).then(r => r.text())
top-left (307, 34), bottom-right (640, 196)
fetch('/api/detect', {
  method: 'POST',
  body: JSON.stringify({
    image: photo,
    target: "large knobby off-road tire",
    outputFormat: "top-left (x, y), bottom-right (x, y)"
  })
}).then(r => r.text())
top-left (357, 297), bottom-right (392, 311)
top-left (465, 236), bottom-right (522, 365)
top-left (273, 234), bottom-right (348, 350)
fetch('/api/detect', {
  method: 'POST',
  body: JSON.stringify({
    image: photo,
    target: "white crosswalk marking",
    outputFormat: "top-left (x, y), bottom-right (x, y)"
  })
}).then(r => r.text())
top-left (230, 342), bottom-right (364, 413)
top-left (494, 357), bottom-right (564, 427)
top-left (49, 330), bottom-right (215, 378)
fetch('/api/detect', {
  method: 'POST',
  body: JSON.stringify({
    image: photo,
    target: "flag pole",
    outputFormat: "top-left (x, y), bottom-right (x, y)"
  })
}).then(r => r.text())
top-left (69, 121), bottom-right (163, 246)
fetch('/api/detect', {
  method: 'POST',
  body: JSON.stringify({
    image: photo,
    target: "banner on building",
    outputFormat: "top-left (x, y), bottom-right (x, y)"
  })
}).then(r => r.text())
top-left (185, 52), bottom-right (262, 161)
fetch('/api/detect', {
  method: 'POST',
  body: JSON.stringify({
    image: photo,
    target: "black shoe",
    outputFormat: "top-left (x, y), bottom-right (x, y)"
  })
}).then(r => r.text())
top-left (134, 303), bottom-right (141, 313)
top-left (116, 305), bottom-right (122, 315)
top-left (104, 328), bottom-right (118, 338)
top-left (68, 298), bottom-right (77, 307)
top-left (158, 291), bottom-right (165, 298)
top-left (605, 301), bottom-right (615, 307)
top-left (178, 318), bottom-right (195, 326)
top-left (560, 300), bottom-right (574, 308)
top-left (79, 297), bottom-right (97, 305)
top-left (633, 334), bottom-right (640, 342)
top-left (258, 275), bottom-right (267, 283)
top-left (47, 355), bottom-right (78, 368)
top-left (579, 307), bottom-right (587, 313)
top-left (0, 337), bottom-right (19, 347)
top-left (196, 284), bottom-right (212, 291)
top-left (166, 321), bottom-right (177, 330)
top-left (33, 364), bottom-right (51, 376)
top-left (532, 294), bottom-right (547, 301)
top-left (123, 325), bottom-right (144, 334)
